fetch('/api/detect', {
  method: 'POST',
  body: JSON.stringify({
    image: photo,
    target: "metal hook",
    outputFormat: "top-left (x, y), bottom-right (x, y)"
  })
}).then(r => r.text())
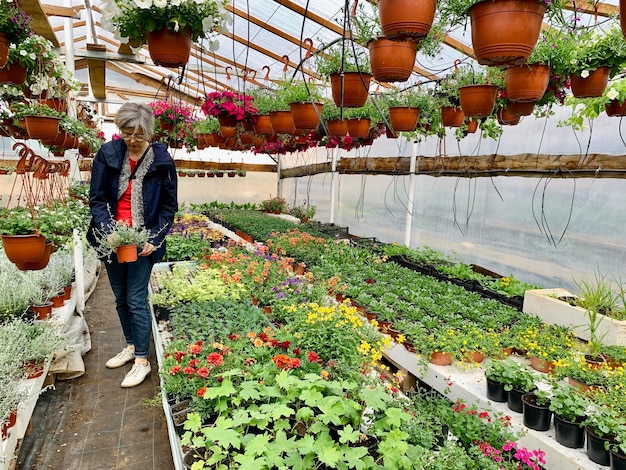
top-left (453, 59), bottom-right (461, 73)
top-left (282, 55), bottom-right (290, 73)
top-left (262, 65), bottom-right (271, 82)
top-left (303, 38), bottom-right (314, 59)
top-left (351, 0), bottom-right (359, 17)
top-left (225, 66), bottom-right (232, 80)
top-left (248, 70), bottom-right (256, 82)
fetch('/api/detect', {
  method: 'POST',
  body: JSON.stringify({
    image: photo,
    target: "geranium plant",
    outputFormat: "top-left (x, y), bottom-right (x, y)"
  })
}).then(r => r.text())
top-left (99, 0), bottom-right (232, 48)
top-left (200, 90), bottom-right (258, 121)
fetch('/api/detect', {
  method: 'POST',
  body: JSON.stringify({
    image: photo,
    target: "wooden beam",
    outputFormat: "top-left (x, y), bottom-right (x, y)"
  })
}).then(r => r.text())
top-left (280, 154), bottom-right (626, 179)
top-left (87, 43), bottom-right (107, 99)
top-left (564, 0), bottom-right (617, 16)
top-left (173, 161), bottom-right (277, 172)
top-left (41, 4), bottom-right (81, 19)
top-left (19, 0), bottom-right (59, 46)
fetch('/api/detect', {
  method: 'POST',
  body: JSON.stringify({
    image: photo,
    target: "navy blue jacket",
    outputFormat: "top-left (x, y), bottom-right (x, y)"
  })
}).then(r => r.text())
top-left (87, 139), bottom-right (178, 262)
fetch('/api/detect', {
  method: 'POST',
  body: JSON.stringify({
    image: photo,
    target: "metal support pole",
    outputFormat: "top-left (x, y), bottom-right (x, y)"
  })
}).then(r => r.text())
top-left (404, 140), bottom-right (418, 247)
top-left (276, 155), bottom-right (282, 198)
top-left (329, 148), bottom-right (338, 224)
top-left (73, 229), bottom-right (85, 314)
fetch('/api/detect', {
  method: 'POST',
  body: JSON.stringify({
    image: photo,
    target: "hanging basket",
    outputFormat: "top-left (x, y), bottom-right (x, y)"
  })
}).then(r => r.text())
top-left (469, 0), bottom-right (546, 66)
top-left (497, 106), bottom-right (521, 126)
top-left (389, 106), bottom-right (420, 132)
top-left (330, 72), bottom-right (372, 108)
top-left (570, 66), bottom-right (610, 98)
top-left (253, 114), bottom-right (274, 135)
top-left (458, 84), bottom-right (499, 117)
top-left (18, 241), bottom-right (53, 271)
top-left (605, 99), bottom-right (626, 116)
top-left (1, 233), bottom-right (47, 269)
top-left (116, 244), bottom-right (138, 263)
top-left (289, 102), bottom-right (323, 130)
top-left (0, 32), bottom-right (9, 68)
top-left (217, 114), bottom-right (238, 128)
top-left (269, 111), bottom-right (295, 134)
top-left (0, 62), bottom-right (27, 85)
top-left (39, 98), bottom-right (68, 113)
top-left (368, 37), bottom-right (418, 83)
top-left (24, 115), bottom-right (60, 140)
top-left (378, 0), bottom-right (437, 40)
top-left (506, 100), bottom-right (535, 116)
top-left (326, 119), bottom-right (348, 137)
top-left (146, 27), bottom-right (192, 67)
top-left (346, 118), bottom-right (371, 139)
top-left (219, 126), bottom-right (237, 138)
top-left (505, 64), bottom-right (550, 101)
top-left (440, 106), bottom-right (465, 127)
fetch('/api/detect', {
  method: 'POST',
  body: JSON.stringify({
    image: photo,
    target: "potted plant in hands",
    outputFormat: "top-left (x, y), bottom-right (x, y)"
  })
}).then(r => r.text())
top-left (92, 220), bottom-right (153, 263)
top-left (549, 383), bottom-right (589, 448)
top-left (99, 0), bottom-right (232, 67)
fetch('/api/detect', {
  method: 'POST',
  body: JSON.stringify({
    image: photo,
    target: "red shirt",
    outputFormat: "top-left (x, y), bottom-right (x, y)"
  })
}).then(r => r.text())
top-left (115, 159), bottom-right (136, 225)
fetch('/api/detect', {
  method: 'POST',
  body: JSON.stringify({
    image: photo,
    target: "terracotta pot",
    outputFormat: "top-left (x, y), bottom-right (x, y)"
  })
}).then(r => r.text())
top-left (62, 284), bottom-right (72, 301)
top-left (0, 62), bottom-right (27, 85)
top-left (289, 102), bottom-right (323, 130)
top-left (506, 101), bottom-right (535, 116)
top-left (497, 106), bottom-right (521, 126)
top-left (440, 106), bottom-right (465, 127)
top-left (0, 32), bottom-right (8, 68)
top-left (146, 27), bottom-right (192, 67)
top-left (219, 126), bottom-right (237, 138)
top-left (378, 0), bottom-right (436, 40)
top-left (23, 359), bottom-right (45, 379)
top-left (326, 119), bottom-right (348, 137)
top-left (389, 106), bottom-right (420, 131)
top-left (567, 377), bottom-right (605, 394)
top-left (1, 406), bottom-right (17, 440)
top-left (368, 37), bottom-right (418, 83)
top-left (570, 66), bottom-right (610, 98)
top-left (606, 99), bottom-right (626, 117)
top-left (51, 292), bottom-right (65, 308)
top-left (469, 0), bottom-right (546, 66)
top-left (217, 114), bottom-right (238, 128)
top-left (24, 115), bottom-right (60, 140)
top-left (466, 118), bottom-right (479, 133)
top-left (463, 351), bottom-right (484, 363)
top-left (458, 84), bottom-right (499, 117)
top-left (116, 244), bottom-right (138, 263)
top-left (269, 111), bottom-right (295, 134)
top-left (429, 351), bottom-right (452, 366)
top-left (528, 355), bottom-right (555, 373)
top-left (346, 118), bottom-right (371, 139)
top-left (1, 233), bottom-right (47, 268)
top-left (39, 98), bottom-right (68, 113)
top-left (330, 72), bottom-right (372, 108)
top-left (18, 241), bottom-right (52, 271)
top-left (253, 114), bottom-right (274, 135)
top-left (505, 64), bottom-right (550, 101)
top-left (31, 301), bottom-right (53, 321)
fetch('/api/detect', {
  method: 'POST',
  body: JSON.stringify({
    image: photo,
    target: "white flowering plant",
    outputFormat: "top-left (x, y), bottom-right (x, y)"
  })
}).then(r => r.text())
top-left (566, 21), bottom-right (626, 79)
top-left (559, 77), bottom-right (626, 130)
top-left (100, 0), bottom-right (232, 48)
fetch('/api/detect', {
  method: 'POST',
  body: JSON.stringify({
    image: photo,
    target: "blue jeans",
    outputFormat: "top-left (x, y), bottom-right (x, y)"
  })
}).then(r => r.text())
top-left (104, 255), bottom-right (154, 359)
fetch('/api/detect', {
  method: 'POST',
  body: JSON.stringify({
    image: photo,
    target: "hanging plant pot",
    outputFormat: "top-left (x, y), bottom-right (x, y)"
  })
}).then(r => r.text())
top-left (19, 241), bottom-right (53, 271)
top-left (389, 106), bottom-right (420, 131)
top-left (326, 119), bottom-right (349, 137)
top-left (39, 98), bottom-right (67, 113)
top-left (469, 0), bottom-right (546, 66)
top-left (606, 99), bottom-right (626, 116)
top-left (1, 233), bottom-right (47, 269)
top-left (441, 106), bottom-right (465, 127)
top-left (585, 427), bottom-right (612, 466)
top-left (378, 0), bottom-right (437, 40)
top-left (506, 101), bottom-right (535, 116)
top-left (219, 126), bottom-right (237, 138)
top-left (289, 102), bottom-right (323, 130)
top-left (24, 115), bottom-right (60, 140)
top-left (458, 84), bottom-right (499, 117)
top-left (0, 32), bottom-right (8, 68)
top-left (570, 66), bottom-right (610, 98)
top-left (505, 64), bottom-right (550, 101)
top-left (554, 414), bottom-right (585, 449)
top-left (116, 244), bottom-right (138, 263)
top-left (521, 393), bottom-right (552, 431)
top-left (466, 118), bottom-right (479, 133)
top-left (368, 37), bottom-right (418, 83)
top-left (146, 27), bottom-right (192, 67)
top-left (253, 114), bottom-right (274, 135)
top-left (346, 118), bottom-right (371, 139)
top-left (486, 377), bottom-right (508, 402)
top-left (217, 114), bottom-right (238, 128)
top-left (330, 72), bottom-right (372, 108)
top-left (269, 111), bottom-right (295, 134)
top-left (497, 106), bottom-right (521, 126)
top-left (0, 62), bottom-right (27, 85)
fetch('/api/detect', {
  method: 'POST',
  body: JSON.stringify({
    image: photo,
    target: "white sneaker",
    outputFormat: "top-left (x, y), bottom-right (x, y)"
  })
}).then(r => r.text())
top-left (105, 347), bottom-right (135, 368)
top-left (121, 362), bottom-right (151, 388)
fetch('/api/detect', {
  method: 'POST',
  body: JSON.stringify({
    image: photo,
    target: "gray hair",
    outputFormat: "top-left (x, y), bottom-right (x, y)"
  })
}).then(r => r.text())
top-left (114, 102), bottom-right (155, 139)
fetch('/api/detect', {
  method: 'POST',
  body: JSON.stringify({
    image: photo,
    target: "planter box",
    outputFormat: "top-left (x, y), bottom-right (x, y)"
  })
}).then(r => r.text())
top-left (523, 288), bottom-right (626, 346)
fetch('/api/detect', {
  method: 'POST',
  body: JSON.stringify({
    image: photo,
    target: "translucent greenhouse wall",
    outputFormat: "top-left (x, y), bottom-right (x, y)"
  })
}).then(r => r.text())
top-left (281, 107), bottom-right (626, 292)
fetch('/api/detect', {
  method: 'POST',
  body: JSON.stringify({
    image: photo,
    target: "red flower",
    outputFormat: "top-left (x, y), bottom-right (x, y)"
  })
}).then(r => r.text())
top-left (289, 358), bottom-right (301, 369)
top-left (280, 341), bottom-right (291, 351)
top-left (292, 348), bottom-right (301, 355)
top-left (206, 352), bottom-right (224, 367)
top-left (169, 365), bottom-right (182, 375)
top-left (174, 351), bottom-right (186, 362)
top-left (188, 343), bottom-right (202, 355)
top-left (197, 387), bottom-right (207, 398)
top-left (307, 351), bottom-right (320, 363)
top-left (196, 367), bottom-right (210, 379)
top-left (183, 366), bottom-right (196, 376)
top-left (188, 358), bottom-right (200, 368)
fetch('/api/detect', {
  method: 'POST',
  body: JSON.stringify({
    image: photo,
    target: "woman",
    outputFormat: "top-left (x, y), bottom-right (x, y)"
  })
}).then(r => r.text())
top-left (88, 102), bottom-right (178, 388)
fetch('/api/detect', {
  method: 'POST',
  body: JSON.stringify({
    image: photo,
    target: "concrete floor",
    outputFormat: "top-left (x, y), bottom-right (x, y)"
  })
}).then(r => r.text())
top-left (15, 266), bottom-right (175, 470)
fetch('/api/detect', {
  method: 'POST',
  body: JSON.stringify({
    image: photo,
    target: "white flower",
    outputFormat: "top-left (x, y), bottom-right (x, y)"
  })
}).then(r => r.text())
top-left (153, 0), bottom-right (168, 7)
top-left (607, 87), bottom-right (619, 100)
top-left (170, 0), bottom-right (181, 5)
top-left (208, 39), bottom-right (220, 51)
top-left (28, 53), bottom-right (36, 61)
top-left (19, 49), bottom-right (27, 56)
top-left (133, 0), bottom-right (153, 8)
top-left (580, 70), bottom-right (590, 79)
top-left (201, 16), bottom-right (214, 33)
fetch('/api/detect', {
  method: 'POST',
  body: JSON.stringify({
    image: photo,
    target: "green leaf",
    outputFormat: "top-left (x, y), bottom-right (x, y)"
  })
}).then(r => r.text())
top-left (239, 380), bottom-right (262, 401)
top-left (243, 433), bottom-right (271, 457)
top-left (233, 453), bottom-right (266, 469)
top-left (317, 445), bottom-right (342, 467)
top-left (338, 424), bottom-right (360, 444)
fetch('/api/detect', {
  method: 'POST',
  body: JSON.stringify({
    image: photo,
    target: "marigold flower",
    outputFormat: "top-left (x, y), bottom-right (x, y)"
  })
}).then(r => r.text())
top-left (169, 365), bottom-right (182, 375)
top-left (187, 343), bottom-right (202, 355)
top-left (197, 387), bottom-right (207, 398)
top-left (196, 367), bottom-right (210, 378)
top-left (206, 352), bottom-right (224, 366)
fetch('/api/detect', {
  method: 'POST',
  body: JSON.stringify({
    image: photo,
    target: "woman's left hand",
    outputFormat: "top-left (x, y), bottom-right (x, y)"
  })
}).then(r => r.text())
top-left (139, 242), bottom-right (156, 256)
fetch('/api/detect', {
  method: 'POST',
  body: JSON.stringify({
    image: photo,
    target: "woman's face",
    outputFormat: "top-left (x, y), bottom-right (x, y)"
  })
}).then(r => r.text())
top-left (119, 127), bottom-right (148, 152)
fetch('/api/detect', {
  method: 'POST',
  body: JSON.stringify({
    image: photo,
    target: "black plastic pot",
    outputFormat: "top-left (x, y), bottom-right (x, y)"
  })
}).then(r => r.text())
top-left (522, 393), bottom-right (552, 431)
top-left (611, 449), bottom-right (626, 470)
top-left (586, 426), bottom-right (612, 466)
top-left (507, 388), bottom-right (527, 413)
top-left (486, 377), bottom-right (508, 403)
top-left (554, 414), bottom-right (585, 449)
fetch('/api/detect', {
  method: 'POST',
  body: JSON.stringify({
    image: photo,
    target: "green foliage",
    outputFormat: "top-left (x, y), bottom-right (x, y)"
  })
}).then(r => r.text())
top-left (0, 0), bottom-right (32, 43)
top-left (314, 40), bottom-right (370, 75)
top-left (164, 232), bottom-right (214, 261)
top-left (260, 196), bottom-right (288, 214)
top-left (279, 79), bottom-right (323, 104)
top-left (193, 117), bottom-right (220, 134)
top-left (485, 359), bottom-right (537, 392)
